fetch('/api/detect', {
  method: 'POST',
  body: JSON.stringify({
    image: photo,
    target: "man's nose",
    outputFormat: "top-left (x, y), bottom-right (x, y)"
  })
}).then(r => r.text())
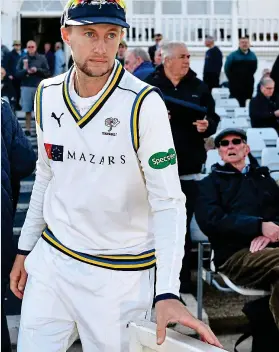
top-left (93, 40), bottom-right (107, 55)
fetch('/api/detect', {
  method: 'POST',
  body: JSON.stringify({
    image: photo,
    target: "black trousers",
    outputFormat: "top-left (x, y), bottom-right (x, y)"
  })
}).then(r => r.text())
top-left (179, 180), bottom-right (199, 293)
top-left (203, 72), bottom-right (220, 92)
top-left (1, 281), bottom-right (12, 352)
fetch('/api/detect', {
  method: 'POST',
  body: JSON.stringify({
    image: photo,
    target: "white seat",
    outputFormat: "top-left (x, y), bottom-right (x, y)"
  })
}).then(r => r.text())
top-left (247, 128), bottom-right (278, 147)
top-left (215, 107), bottom-right (228, 119)
top-left (129, 321), bottom-right (226, 352)
top-left (220, 118), bottom-right (249, 130)
top-left (234, 107), bottom-right (249, 119)
top-left (205, 150), bottom-right (222, 174)
top-left (247, 135), bottom-right (265, 159)
top-left (276, 138), bottom-right (279, 148)
top-left (212, 87), bottom-right (230, 101)
top-left (261, 147), bottom-right (279, 171)
top-left (270, 171), bottom-right (279, 182)
top-left (215, 98), bottom-right (239, 109)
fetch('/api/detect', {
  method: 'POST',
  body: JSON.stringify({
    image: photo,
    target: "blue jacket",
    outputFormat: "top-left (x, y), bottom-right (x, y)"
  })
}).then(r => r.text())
top-left (133, 61), bottom-right (155, 81)
top-left (1, 99), bottom-right (36, 279)
top-left (5, 49), bottom-right (24, 77)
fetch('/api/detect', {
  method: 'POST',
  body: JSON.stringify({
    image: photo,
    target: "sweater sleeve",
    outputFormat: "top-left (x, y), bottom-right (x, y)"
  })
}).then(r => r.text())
top-left (137, 91), bottom-right (186, 297)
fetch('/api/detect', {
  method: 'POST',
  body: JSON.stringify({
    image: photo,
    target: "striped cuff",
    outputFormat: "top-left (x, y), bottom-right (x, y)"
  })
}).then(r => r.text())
top-left (17, 249), bottom-right (31, 256)
top-left (154, 293), bottom-right (180, 304)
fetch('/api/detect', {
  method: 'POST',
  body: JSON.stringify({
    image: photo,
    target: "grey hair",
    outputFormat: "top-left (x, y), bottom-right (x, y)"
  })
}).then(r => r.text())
top-left (160, 42), bottom-right (187, 64)
top-left (205, 35), bottom-right (215, 42)
top-left (260, 77), bottom-right (274, 87)
top-left (129, 48), bottom-right (151, 62)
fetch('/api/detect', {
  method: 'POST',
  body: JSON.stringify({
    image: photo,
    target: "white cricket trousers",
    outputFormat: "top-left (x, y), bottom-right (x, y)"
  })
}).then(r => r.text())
top-left (17, 238), bottom-right (154, 352)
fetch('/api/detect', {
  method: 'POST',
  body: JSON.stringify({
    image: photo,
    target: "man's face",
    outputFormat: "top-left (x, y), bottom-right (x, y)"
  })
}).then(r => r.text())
top-left (1, 67), bottom-right (6, 80)
top-left (154, 49), bottom-right (162, 65)
top-left (218, 134), bottom-right (250, 164)
top-left (166, 46), bottom-right (190, 77)
top-left (14, 43), bottom-right (21, 52)
top-left (261, 81), bottom-right (275, 97)
top-left (118, 44), bottom-right (127, 58)
top-left (124, 51), bottom-right (138, 73)
top-left (155, 35), bottom-right (162, 44)
top-left (205, 39), bottom-right (212, 48)
top-left (44, 43), bottom-right (51, 52)
top-left (27, 41), bottom-right (37, 56)
top-left (239, 38), bottom-right (250, 51)
top-left (62, 24), bottom-right (123, 78)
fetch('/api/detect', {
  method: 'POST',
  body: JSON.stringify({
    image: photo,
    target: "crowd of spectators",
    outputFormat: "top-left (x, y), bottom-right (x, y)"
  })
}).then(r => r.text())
top-left (1, 31), bottom-right (279, 349)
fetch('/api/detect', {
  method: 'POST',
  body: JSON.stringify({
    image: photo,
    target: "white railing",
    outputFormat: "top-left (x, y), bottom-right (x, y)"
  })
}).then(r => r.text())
top-left (125, 15), bottom-right (279, 48)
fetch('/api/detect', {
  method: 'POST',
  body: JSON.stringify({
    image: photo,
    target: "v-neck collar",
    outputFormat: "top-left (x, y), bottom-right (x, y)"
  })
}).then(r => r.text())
top-left (62, 60), bottom-right (125, 129)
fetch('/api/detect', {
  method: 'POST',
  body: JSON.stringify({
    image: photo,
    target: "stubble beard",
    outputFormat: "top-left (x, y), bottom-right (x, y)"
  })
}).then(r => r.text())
top-left (75, 59), bottom-right (112, 78)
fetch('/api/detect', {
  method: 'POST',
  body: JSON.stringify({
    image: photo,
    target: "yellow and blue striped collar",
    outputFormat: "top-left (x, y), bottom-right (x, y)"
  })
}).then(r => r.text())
top-left (62, 60), bottom-right (125, 129)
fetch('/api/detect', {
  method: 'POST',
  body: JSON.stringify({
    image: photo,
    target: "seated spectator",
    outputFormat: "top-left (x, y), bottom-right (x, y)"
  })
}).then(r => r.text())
top-left (195, 128), bottom-right (279, 329)
top-left (250, 77), bottom-right (279, 135)
top-left (124, 48), bottom-right (154, 80)
top-left (1, 67), bottom-right (16, 112)
top-left (257, 68), bottom-right (271, 93)
top-left (116, 40), bottom-right (127, 66)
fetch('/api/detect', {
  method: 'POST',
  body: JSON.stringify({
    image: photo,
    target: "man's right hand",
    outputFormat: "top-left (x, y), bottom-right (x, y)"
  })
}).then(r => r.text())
top-left (10, 254), bottom-right (28, 299)
top-left (262, 221), bottom-right (279, 242)
top-left (274, 110), bottom-right (279, 118)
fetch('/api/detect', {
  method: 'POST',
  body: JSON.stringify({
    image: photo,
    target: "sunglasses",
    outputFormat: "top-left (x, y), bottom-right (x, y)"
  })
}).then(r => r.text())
top-left (27, 46), bottom-right (35, 49)
top-left (219, 138), bottom-right (244, 147)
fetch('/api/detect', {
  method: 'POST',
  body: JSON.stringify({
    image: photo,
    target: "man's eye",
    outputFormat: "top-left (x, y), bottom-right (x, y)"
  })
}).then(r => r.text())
top-left (108, 33), bottom-right (116, 39)
top-left (85, 32), bottom-right (94, 38)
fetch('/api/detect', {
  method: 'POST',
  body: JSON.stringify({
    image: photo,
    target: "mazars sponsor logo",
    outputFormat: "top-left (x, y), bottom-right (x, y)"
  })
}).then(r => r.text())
top-left (148, 148), bottom-right (177, 169)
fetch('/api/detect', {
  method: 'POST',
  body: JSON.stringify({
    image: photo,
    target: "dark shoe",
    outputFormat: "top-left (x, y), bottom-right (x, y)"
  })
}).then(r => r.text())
top-left (25, 130), bottom-right (31, 137)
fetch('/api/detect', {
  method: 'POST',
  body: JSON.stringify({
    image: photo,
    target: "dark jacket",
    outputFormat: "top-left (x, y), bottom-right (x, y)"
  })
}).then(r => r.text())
top-left (271, 55), bottom-right (279, 95)
top-left (45, 50), bottom-right (55, 76)
top-left (16, 53), bottom-right (50, 87)
top-left (195, 162), bottom-right (279, 268)
top-left (225, 48), bottom-right (257, 98)
top-left (133, 61), bottom-right (155, 81)
top-left (1, 77), bottom-right (16, 108)
top-left (203, 46), bottom-right (223, 75)
top-left (1, 99), bottom-right (36, 279)
top-left (145, 66), bottom-right (220, 175)
top-left (5, 49), bottom-right (23, 77)
top-left (148, 44), bottom-right (157, 64)
top-left (249, 91), bottom-right (279, 134)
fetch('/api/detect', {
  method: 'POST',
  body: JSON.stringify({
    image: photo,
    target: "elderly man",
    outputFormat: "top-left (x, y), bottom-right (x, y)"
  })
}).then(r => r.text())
top-left (125, 48), bottom-right (154, 80)
top-left (145, 42), bottom-right (220, 294)
top-left (16, 40), bottom-right (50, 136)
top-left (250, 77), bottom-right (279, 135)
top-left (196, 128), bottom-right (279, 329)
top-left (203, 36), bottom-right (223, 91)
top-left (225, 37), bottom-right (257, 107)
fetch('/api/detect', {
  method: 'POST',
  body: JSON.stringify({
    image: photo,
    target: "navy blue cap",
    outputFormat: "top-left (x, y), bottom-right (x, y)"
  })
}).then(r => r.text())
top-left (61, 0), bottom-right (130, 28)
top-left (215, 128), bottom-right (247, 147)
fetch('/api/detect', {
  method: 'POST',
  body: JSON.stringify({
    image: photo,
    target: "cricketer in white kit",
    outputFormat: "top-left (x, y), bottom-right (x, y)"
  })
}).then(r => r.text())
top-left (10, 0), bottom-right (222, 351)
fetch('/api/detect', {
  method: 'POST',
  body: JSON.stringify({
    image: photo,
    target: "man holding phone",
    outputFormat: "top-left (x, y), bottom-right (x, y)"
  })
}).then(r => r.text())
top-left (145, 42), bottom-right (220, 295)
top-left (16, 40), bottom-right (50, 136)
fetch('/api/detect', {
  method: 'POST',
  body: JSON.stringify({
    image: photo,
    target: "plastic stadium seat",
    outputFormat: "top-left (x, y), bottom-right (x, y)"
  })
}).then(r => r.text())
top-left (270, 171), bottom-right (279, 182)
top-left (215, 98), bottom-right (239, 109)
top-left (212, 88), bottom-right (230, 101)
top-left (261, 147), bottom-right (279, 171)
top-left (276, 138), bottom-right (279, 148)
top-left (234, 107), bottom-right (249, 119)
top-left (220, 118), bottom-right (249, 130)
top-left (247, 128), bottom-right (278, 147)
top-left (129, 321), bottom-right (226, 351)
top-left (205, 150), bottom-right (222, 174)
top-left (247, 135), bottom-right (265, 159)
top-left (215, 107), bottom-right (228, 119)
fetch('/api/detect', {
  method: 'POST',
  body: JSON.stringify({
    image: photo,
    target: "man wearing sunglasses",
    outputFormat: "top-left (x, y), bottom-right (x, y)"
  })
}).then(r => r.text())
top-left (196, 128), bottom-right (279, 329)
top-left (16, 40), bottom-right (50, 136)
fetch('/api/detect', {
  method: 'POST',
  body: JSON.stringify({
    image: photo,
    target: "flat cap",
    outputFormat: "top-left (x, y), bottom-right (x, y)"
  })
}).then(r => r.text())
top-left (214, 128), bottom-right (247, 147)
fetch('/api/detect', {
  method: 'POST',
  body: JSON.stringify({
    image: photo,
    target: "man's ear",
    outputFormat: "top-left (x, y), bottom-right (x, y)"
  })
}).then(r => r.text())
top-left (245, 144), bottom-right (251, 156)
top-left (61, 27), bottom-right (71, 46)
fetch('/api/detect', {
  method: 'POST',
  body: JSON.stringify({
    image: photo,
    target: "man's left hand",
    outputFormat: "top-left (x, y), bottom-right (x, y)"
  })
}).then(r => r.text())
top-left (193, 119), bottom-right (209, 133)
top-left (250, 236), bottom-right (271, 253)
top-left (29, 67), bottom-right (37, 73)
top-left (155, 299), bottom-right (223, 348)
